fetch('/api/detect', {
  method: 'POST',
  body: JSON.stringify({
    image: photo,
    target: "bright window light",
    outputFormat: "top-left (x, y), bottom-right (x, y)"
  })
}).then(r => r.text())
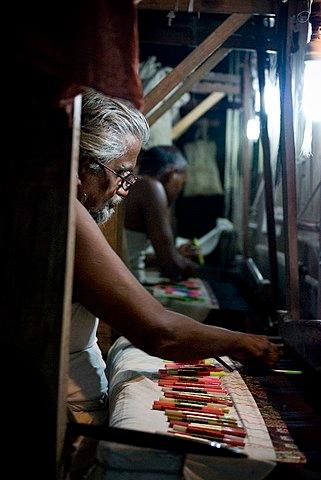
top-left (264, 82), bottom-right (280, 123)
top-left (246, 116), bottom-right (260, 141)
top-left (303, 60), bottom-right (321, 122)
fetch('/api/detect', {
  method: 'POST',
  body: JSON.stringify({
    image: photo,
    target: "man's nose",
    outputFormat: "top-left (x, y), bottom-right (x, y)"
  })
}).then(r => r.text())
top-left (116, 184), bottom-right (129, 198)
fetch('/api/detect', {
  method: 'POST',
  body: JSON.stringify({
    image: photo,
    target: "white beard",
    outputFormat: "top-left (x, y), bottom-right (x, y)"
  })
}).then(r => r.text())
top-left (90, 194), bottom-right (123, 224)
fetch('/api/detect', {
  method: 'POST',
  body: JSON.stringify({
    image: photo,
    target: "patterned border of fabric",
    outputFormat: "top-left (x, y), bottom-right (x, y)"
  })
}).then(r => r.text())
top-left (242, 375), bottom-right (306, 463)
top-left (221, 369), bottom-right (276, 462)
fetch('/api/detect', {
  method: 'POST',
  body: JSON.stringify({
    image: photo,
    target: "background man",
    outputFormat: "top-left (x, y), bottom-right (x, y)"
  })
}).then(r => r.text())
top-left (124, 146), bottom-right (199, 280)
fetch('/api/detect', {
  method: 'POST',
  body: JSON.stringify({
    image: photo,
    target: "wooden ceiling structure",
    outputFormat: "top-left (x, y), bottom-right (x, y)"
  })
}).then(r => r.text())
top-left (137, 0), bottom-right (278, 143)
top-left (137, 0), bottom-right (301, 323)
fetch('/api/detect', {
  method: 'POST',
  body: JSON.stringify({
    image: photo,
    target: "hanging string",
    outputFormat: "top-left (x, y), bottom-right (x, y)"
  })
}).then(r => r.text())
top-left (167, 0), bottom-right (180, 27)
top-left (297, 0), bottom-right (312, 23)
top-left (188, 0), bottom-right (194, 12)
top-left (167, 10), bottom-right (176, 26)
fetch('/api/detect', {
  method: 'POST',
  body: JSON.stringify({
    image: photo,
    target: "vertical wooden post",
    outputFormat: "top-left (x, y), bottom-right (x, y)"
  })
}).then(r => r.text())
top-left (58, 95), bottom-right (82, 476)
top-left (317, 188), bottom-right (321, 319)
top-left (278, 1), bottom-right (300, 319)
top-left (1, 92), bottom-right (77, 478)
top-left (317, 129), bottom-right (321, 318)
top-left (241, 53), bottom-right (252, 258)
top-left (257, 50), bottom-right (279, 308)
top-left (99, 204), bottom-right (125, 257)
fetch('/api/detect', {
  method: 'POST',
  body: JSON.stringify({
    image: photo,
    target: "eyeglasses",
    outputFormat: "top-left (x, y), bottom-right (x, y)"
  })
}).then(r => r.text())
top-left (96, 160), bottom-right (138, 191)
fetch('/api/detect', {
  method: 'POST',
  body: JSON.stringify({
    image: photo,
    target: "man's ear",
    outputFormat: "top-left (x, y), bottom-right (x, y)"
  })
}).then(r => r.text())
top-left (78, 160), bottom-right (92, 182)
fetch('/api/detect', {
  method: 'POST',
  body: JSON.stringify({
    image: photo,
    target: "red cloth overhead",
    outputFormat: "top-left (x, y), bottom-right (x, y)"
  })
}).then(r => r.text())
top-left (14, 0), bottom-right (143, 108)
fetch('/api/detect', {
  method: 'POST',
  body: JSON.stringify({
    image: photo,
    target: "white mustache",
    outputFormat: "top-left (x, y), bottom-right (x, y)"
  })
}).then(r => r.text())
top-left (89, 194), bottom-right (124, 225)
top-left (108, 194), bottom-right (123, 208)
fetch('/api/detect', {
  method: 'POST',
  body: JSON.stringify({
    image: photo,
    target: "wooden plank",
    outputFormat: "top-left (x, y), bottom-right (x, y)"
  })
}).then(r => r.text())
top-left (147, 48), bottom-right (230, 126)
top-left (203, 72), bottom-right (240, 84)
top-left (100, 204), bottom-right (125, 257)
top-left (257, 50), bottom-right (279, 309)
top-left (172, 91), bottom-right (225, 139)
top-left (191, 80), bottom-right (240, 95)
top-left (318, 185), bottom-right (321, 318)
top-left (241, 53), bottom-right (252, 258)
top-left (317, 135), bottom-right (321, 318)
top-left (138, 0), bottom-right (276, 15)
top-left (143, 14), bottom-right (250, 115)
top-left (297, 181), bottom-right (321, 219)
top-left (140, 29), bottom-right (277, 51)
top-left (100, 210), bottom-right (119, 252)
top-left (2, 92), bottom-right (75, 478)
top-left (139, 27), bottom-right (277, 52)
top-left (192, 72), bottom-right (240, 94)
top-left (278, 1), bottom-right (300, 319)
top-left (58, 95), bottom-right (81, 476)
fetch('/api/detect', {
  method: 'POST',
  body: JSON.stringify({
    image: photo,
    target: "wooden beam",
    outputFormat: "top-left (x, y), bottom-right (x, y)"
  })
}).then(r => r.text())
top-left (278, 1), bottom-right (300, 319)
top-left (203, 72), bottom-right (239, 83)
top-left (172, 91), bottom-right (225, 139)
top-left (318, 181), bottom-right (321, 318)
top-left (138, 0), bottom-right (277, 15)
top-left (140, 28), bottom-right (277, 52)
top-left (58, 95), bottom-right (82, 477)
top-left (257, 50), bottom-right (279, 309)
top-left (241, 53), bottom-right (252, 259)
top-left (2, 90), bottom-right (76, 479)
top-left (191, 80), bottom-right (240, 95)
top-left (100, 204), bottom-right (124, 257)
top-left (192, 72), bottom-right (240, 94)
top-left (143, 14), bottom-right (250, 115)
top-left (147, 48), bottom-right (230, 126)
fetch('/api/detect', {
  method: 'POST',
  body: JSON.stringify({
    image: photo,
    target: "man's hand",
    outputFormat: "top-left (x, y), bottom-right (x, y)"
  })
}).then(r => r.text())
top-left (231, 333), bottom-right (280, 368)
top-left (177, 241), bottom-right (200, 259)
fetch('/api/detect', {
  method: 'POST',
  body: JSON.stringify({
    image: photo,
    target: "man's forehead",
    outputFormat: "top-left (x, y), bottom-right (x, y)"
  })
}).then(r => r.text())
top-left (113, 158), bottom-right (135, 170)
top-left (114, 154), bottom-right (138, 170)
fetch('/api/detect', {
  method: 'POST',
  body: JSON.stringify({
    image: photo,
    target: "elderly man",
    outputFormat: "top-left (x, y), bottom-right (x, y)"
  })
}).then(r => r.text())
top-left (70, 89), bottom-right (279, 425)
top-left (69, 89), bottom-right (149, 422)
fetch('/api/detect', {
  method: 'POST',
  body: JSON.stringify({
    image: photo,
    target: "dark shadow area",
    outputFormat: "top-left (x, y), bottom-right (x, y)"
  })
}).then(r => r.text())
top-left (175, 194), bottom-right (225, 238)
top-left (198, 266), bottom-right (271, 335)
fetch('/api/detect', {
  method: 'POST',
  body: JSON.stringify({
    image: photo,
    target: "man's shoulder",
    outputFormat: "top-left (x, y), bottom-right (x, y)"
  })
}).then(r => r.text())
top-left (137, 176), bottom-right (166, 199)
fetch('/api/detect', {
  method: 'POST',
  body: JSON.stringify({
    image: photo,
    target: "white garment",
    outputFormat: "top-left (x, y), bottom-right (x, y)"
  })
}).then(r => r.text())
top-left (125, 229), bottom-right (151, 280)
top-left (68, 303), bottom-right (108, 412)
top-left (174, 218), bottom-right (233, 256)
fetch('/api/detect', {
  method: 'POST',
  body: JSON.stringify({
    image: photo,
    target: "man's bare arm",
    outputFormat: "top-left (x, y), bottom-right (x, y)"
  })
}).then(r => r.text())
top-left (74, 200), bottom-right (279, 366)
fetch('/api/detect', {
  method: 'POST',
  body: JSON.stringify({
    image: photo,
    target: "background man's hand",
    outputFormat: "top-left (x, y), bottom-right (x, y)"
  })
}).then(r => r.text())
top-left (177, 241), bottom-right (200, 259)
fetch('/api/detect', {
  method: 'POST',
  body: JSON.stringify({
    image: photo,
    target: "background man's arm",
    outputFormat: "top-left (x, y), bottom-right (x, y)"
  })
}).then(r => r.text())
top-left (142, 180), bottom-right (198, 279)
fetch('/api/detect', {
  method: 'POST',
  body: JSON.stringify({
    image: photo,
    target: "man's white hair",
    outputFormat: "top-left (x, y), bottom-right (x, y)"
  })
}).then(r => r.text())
top-left (80, 88), bottom-right (149, 166)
